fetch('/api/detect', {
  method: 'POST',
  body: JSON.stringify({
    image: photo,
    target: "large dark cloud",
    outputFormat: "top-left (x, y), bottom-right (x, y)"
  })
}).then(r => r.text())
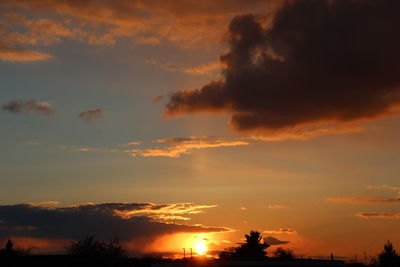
top-left (165, 0), bottom-right (400, 134)
top-left (0, 203), bottom-right (228, 242)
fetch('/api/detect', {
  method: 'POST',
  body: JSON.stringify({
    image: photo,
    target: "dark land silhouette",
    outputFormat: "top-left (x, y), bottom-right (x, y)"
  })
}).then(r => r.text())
top-left (0, 231), bottom-right (399, 267)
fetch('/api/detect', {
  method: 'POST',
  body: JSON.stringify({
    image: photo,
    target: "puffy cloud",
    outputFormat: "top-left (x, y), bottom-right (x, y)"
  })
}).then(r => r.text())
top-left (264, 236), bottom-right (289, 245)
top-left (78, 108), bottom-right (103, 122)
top-left (2, 99), bottom-right (54, 115)
top-left (164, 0), bottom-right (400, 137)
top-left (356, 212), bottom-right (400, 219)
top-left (263, 228), bottom-right (297, 235)
top-left (0, 202), bottom-right (229, 251)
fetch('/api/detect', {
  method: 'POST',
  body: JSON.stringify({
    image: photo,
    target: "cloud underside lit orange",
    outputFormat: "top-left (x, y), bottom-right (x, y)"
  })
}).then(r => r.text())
top-left (0, 0), bottom-right (279, 62)
top-left (0, 202), bottom-right (231, 254)
top-left (0, 47), bottom-right (52, 61)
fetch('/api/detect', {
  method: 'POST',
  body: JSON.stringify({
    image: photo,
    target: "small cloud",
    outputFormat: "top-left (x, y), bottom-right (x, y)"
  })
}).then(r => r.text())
top-left (26, 141), bottom-right (40, 145)
top-left (264, 236), bottom-right (290, 245)
top-left (0, 46), bottom-right (52, 62)
top-left (78, 108), bottom-right (102, 123)
top-left (120, 141), bottom-right (141, 147)
top-left (267, 205), bottom-right (289, 209)
top-left (366, 184), bottom-right (400, 191)
top-left (152, 136), bottom-right (211, 144)
top-left (146, 58), bottom-right (220, 76)
top-left (2, 99), bottom-right (54, 115)
top-left (326, 196), bottom-right (400, 204)
top-left (152, 95), bottom-right (165, 103)
top-left (356, 212), bottom-right (400, 219)
top-left (240, 207), bottom-right (246, 211)
top-left (264, 228), bottom-right (297, 235)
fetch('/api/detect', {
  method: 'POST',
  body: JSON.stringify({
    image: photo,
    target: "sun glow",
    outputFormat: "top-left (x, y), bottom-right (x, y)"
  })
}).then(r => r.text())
top-left (195, 239), bottom-right (207, 255)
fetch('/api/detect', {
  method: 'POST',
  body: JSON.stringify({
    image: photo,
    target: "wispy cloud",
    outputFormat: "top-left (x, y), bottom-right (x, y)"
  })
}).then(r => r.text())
top-left (146, 59), bottom-right (221, 76)
top-left (327, 196), bottom-right (400, 204)
top-left (0, 46), bottom-right (52, 62)
top-left (366, 184), bottom-right (400, 191)
top-left (356, 212), bottom-right (400, 219)
top-left (78, 108), bottom-right (103, 123)
top-left (138, 139), bottom-right (249, 158)
top-left (267, 205), bottom-right (289, 209)
top-left (264, 228), bottom-right (297, 235)
top-left (2, 99), bottom-right (54, 115)
top-left (120, 141), bottom-right (141, 147)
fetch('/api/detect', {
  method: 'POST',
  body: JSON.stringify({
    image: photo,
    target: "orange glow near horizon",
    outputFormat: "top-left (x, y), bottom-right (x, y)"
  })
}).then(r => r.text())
top-left (194, 237), bottom-right (207, 255)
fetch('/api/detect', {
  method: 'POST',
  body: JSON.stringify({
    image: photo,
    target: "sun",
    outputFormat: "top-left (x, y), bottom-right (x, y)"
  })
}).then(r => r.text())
top-left (195, 240), bottom-right (207, 255)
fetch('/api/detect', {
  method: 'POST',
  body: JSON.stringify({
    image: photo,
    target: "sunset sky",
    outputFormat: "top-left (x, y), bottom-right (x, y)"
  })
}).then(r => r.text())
top-left (1, 0), bottom-right (400, 260)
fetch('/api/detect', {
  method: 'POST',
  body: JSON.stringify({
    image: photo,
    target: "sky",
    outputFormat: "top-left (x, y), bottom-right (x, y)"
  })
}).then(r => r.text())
top-left (1, 0), bottom-right (400, 260)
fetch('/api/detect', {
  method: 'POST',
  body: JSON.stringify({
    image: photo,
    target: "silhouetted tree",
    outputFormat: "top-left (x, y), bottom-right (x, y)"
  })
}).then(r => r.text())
top-left (66, 236), bottom-right (127, 259)
top-left (5, 238), bottom-right (13, 251)
top-left (378, 241), bottom-right (399, 267)
top-left (0, 238), bottom-right (30, 257)
top-left (273, 247), bottom-right (294, 260)
top-left (220, 231), bottom-right (270, 260)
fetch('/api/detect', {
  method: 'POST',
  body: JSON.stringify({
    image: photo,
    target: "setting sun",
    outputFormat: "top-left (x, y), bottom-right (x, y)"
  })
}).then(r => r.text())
top-left (195, 240), bottom-right (207, 255)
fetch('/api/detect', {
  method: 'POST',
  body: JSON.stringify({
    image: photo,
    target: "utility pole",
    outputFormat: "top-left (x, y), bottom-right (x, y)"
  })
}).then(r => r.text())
top-left (183, 248), bottom-right (186, 259)
top-left (364, 251), bottom-right (367, 265)
top-left (190, 248), bottom-right (193, 259)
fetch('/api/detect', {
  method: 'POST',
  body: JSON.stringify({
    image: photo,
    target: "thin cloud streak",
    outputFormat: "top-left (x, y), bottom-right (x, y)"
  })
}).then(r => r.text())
top-left (356, 212), bottom-right (400, 219)
top-left (264, 228), bottom-right (297, 235)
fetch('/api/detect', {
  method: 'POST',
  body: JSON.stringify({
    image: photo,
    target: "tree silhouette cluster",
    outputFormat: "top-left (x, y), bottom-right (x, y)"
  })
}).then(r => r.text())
top-left (0, 238), bottom-right (30, 257)
top-left (65, 236), bottom-right (127, 259)
top-left (220, 231), bottom-right (270, 260)
top-left (273, 247), bottom-right (294, 260)
top-left (378, 241), bottom-right (400, 267)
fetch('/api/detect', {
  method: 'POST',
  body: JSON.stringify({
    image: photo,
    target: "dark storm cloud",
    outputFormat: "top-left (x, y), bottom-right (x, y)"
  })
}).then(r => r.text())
top-left (165, 0), bottom-right (400, 133)
top-left (2, 99), bottom-right (54, 115)
top-left (0, 203), bottom-right (229, 241)
top-left (78, 108), bottom-right (102, 122)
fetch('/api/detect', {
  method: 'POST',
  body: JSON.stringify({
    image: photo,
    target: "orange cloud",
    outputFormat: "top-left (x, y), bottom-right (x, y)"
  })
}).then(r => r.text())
top-left (327, 196), bottom-right (400, 204)
top-left (267, 204), bottom-right (289, 209)
top-left (263, 228), bottom-right (297, 235)
top-left (139, 139), bottom-right (249, 158)
top-left (146, 59), bottom-right (221, 76)
top-left (356, 212), bottom-right (400, 219)
top-left (0, 46), bottom-right (52, 61)
top-left (1, 0), bottom-right (279, 57)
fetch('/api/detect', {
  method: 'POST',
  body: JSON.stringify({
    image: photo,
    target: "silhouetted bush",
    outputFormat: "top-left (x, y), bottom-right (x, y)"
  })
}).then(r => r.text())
top-left (65, 236), bottom-right (127, 259)
top-left (273, 247), bottom-right (294, 260)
